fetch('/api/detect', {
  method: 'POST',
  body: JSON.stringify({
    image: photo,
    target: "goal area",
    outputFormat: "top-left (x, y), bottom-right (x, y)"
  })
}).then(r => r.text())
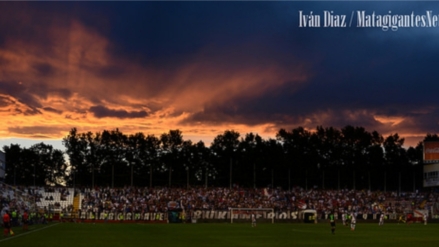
top-left (229, 208), bottom-right (274, 224)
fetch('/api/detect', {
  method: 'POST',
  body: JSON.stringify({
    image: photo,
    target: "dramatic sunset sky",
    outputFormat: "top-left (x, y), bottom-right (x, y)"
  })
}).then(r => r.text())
top-left (0, 1), bottom-right (438, 151)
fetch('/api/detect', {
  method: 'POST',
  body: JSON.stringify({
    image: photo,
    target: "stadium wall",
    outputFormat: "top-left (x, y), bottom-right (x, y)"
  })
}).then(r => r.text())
top-left (73, 210), bottom-right (422, 223)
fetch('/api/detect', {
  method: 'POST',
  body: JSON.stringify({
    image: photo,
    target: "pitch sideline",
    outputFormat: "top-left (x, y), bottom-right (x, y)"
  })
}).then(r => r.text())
top-left (0, 223), bottom-right (60, 243)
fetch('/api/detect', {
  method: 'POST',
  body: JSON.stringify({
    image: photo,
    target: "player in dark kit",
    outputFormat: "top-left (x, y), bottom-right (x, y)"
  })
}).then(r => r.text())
top-left (22, 210), bottom-right (29, 231)
top-left (3, 210), bottom-right (11, 237)
top-left (329, 211), bottom-right (336, 234)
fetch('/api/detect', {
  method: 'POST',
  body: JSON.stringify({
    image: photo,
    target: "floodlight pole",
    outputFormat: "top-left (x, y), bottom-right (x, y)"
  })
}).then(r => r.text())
top-left (131, 162), bottom-right (134, 187)
top-left (33, 164), bottom-right (36, 187)
top-left (229, 157), bottom-right (232, 189)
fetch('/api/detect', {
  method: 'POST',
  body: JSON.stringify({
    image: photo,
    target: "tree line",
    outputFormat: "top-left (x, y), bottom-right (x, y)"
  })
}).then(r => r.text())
top-left (2, 126), bottom-right (438, 191)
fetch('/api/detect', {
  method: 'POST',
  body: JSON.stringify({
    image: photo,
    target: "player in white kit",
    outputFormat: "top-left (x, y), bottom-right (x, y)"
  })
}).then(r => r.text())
top-left (341, 212), bottom-right (347, 226)
top-left (350, 212), bottom-right (356, 231)
top-left (379, 213), bottom-right (385, 226)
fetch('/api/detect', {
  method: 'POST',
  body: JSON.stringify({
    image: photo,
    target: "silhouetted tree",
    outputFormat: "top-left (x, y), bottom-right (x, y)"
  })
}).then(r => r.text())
top-left (211, 130), bottom-right (240, 188)
top-left (160, 129), bottom-right (184, 187)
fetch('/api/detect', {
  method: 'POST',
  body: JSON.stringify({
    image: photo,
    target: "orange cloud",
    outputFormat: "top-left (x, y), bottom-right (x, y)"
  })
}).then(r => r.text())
top-left (0, 17), bottom-right (309, 145)
top-left (373, 115), bottom-right (405, 126)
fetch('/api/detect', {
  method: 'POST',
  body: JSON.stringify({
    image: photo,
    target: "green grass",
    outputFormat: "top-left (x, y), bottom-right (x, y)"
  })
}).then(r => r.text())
top-left (1, 222), bottom-right (438, 247)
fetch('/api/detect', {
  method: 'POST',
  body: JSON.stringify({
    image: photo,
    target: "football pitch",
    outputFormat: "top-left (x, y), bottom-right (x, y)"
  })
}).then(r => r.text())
top-left (1, 222), bottom-right (438, 247)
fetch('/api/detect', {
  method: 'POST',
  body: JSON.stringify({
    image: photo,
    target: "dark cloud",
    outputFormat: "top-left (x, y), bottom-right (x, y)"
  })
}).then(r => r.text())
top-left (32, 62), bottom-right (56, 77)
top-left (90, 105), bottom-right (148, 119)
top-left (0, 81), bottom-right (75, 112)
top-left (43, 107), bottom-right (62, 114)
top-left (8, 126), bottom-right (65, 137)
top-left (0, 95), bottom-right (14, 107)
top-left (0, 81), bottom-right (40, 110)
top-left (0, 81), bottom-right (26, 96)
top-left (96, 65), bottom-right (126, 79)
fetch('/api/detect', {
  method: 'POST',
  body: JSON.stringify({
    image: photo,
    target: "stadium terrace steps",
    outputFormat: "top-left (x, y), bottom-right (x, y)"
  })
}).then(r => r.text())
top-left (35, 187), bottom-right (74, 212)
top-left (71, 193), bottom-right (81, 218)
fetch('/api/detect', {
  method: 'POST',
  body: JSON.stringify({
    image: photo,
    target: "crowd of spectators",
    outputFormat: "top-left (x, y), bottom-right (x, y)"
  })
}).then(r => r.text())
top-left (1, 183), bottom-right (38, 213)
top-left (2, 182), bottom-right (439, 220)
top-left (77, 185), bottom-right (439, 217)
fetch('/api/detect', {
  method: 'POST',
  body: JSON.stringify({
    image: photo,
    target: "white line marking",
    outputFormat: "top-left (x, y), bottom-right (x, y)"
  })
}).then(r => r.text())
top-left (0, 223), bottom-right (60, 243)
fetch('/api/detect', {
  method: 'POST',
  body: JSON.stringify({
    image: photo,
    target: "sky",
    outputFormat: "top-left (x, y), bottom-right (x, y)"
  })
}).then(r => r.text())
top-left (0, 1), bottom-right (438, 152)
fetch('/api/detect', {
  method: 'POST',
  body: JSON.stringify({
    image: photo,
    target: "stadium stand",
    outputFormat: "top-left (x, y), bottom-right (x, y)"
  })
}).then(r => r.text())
top-left (2, 182), bottom-right (439, 223)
